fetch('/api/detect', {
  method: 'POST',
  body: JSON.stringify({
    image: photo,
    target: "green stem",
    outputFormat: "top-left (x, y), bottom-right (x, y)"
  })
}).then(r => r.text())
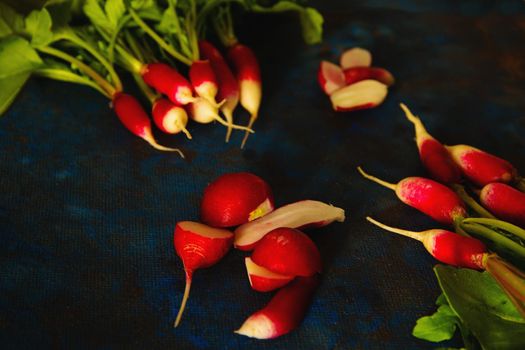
top-left (453, 216), bottom-right (469, 237)
top-left (125, 30), bottom-right (145, 64)
top-left (108, 15), bottom-right (132, 67)
top-left (517, 177), bottom-right (525, 193)
top-left (188, 0), bottom-right (199, 61)
top-left (33, 68), bottom-right (110, 98)
top-left (452, 184), bottom-right (496, 219)
top-left (463, 218), bottom-right (525, 241)
top-left (213, 6), bottom-right (238, 47)
top-left (461, 222), bottom-right (525, 260)
top-left (133, 73), bottom-right (158, 105)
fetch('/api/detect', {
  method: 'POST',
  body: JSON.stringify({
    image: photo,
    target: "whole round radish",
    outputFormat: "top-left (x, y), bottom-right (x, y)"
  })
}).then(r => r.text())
top-left (201, 172), bottom-right (274, 227)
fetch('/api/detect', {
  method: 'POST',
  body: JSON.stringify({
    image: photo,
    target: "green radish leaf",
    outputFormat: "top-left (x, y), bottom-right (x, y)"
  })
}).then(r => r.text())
top-left (157, 4), bottom-right (181, 35)
top-left (0, 36), bottom-right (43, 79)
top-left (0, 72), bottom-right (31, 117)
top-left (25, 9), bottom-right (54, 48)
top-left (413, 303), bottom-right (458, 342)
top-left (84, 0), bottom-right (112, 34)
top-left (130, 0), bottom-right (162, 20)
top-left (0, 3), bottom-right (25, 38)
top-left (105, 0), bottom-right (125, 28)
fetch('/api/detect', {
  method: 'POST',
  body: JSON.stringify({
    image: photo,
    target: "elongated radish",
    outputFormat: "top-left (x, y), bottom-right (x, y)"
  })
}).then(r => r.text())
top-left (400, 103), bottom-right (461, 184)
top-left (112, 93), bottom-right (184, 157)
top-left (234, 200), bottom-right (345, 251)
top-left (235, 275), bottom-right (319, 339)
top-left (318, 61), bottom-right (345, 95)
top-left (152, 98), bottom-right (192, 139)
top-left (344, 67), bottom-right (395, 86)
top-left (227, 43), bottom-right (262, 148)
top-left (245, 257), bottom-right (294, 292)
top-left (480, 183), bottom-right (525, 227)
top-left (186, 97), bottom-right (254, 133)
top-left (357, 167), bottom-right (467, 225)
top-left (330, 80), bottom-right (387, 112)
top-left (340, 47), bottom-right (372, 69)
top-left (173, 221), bottom-right (234, 327)
top-left (189, 60), bottom-right (219, 105)
top-left (141, 63), bottom-right (195, 105)
top-left (199, 40), bottom-right (240, 142)
top-left (251, 228), bottom-right (321, 277)
top-left (201, 172), bottom-right (274, 228)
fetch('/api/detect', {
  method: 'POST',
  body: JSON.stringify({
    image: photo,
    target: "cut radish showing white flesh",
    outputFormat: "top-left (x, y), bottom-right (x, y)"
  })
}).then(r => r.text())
top-left (245, 257), bottom-right (294, 292)
top-left (340, 47), bottom-right (372, 69)
top-left (317, 61), bottom-right (345, 95)
top-left (330, 80), bottom-right (387, 112)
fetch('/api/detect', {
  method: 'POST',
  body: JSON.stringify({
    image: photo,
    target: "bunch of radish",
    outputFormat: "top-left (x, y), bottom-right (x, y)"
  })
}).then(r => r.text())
top-left (172, 172), bottom-right (345, 339)
top-left (318, 47), bottom-right (394, 111)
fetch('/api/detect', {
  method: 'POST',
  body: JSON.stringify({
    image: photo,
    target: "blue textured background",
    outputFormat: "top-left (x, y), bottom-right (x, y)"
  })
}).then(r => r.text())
top-left (1, 1), bottom-right (525, 348)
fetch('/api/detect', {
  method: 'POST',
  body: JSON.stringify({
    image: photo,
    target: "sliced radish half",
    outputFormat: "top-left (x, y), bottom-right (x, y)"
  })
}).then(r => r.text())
top-left (344, 67), bottom-right (395, 86)
top-left (317, 60), bottom-right (345, 95)
top-left (340, 47), bottom-right (372, 69)
top-left (330, 79), bottom-right (387, 112)
top-left (245, 257), bottom-right (294, 292)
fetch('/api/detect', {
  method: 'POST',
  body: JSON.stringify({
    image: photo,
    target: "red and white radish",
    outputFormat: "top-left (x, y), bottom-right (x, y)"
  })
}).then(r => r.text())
top-left (234, 200), bottom-right (345, 251)
top-left (357, 167), bottom-right (467, 225)
top-left (344, 67), bottom-right (395, 86)
top-left (173, 221), bottom-right (234, 327)
top-left (480, 183), bottom-right (525, 227)
top-left (201, 172), bottom-right (274, 228)
top-left (317, 60), bottom-right (345, 95)
top-left (141, 63), bottom-right (195, 105)
top-left (112, 93), bottom-right (184, 157)
top-left (189, 60), bottom-right (220, 105)
top-left (339, 47), bottom-right (372, 69)
top-left (235, 275), bottom-right (319, 339)
top-left (187, 97), bottom-right (253, 133)
top-left (330, 80), bottom-right (387, 112)
top-left (245, 257), bottom-right (294, 292)
top-left (400, 103), bottom-right (461, 184)
top-left (152, 98), bottom-right (192, 139)
top-left (251, 227), bottom-right (321, 277)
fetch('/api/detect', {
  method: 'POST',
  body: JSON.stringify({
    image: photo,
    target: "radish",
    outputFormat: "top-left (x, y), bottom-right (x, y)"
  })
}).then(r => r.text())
top-left (357, 167), bottom-right (467, 225)
top-left (234, 200), bottom-right (345, 251)
top-left (366, 217), bottom-right (486, 269)
top-left (244, 257), bottom-right (294, 292)
top-left (201, 172), bottom-right (274, 228)
top-left (227, 43), bottom-right (262, 148)
top-left (250, 227), bottom-right (321, 277)
top-left (199, 40), bottom-right (240, 142)
top-left (152, 98), bottom-right (192, 139)
top-left (480, 183), bottom-right (525, 227)
top-left (339, 47), bottom-right (372, 69)
top-left (186, 97), bottom-right (253, 133)
top-left (112, 93), bottom-right (184, 157)
top-left (141, 63), bottom-right (195, 105)
top-left (189, 60), bottom-right (220, 105)
top-left (344, 67), bottom-right (395, 86)
top-left (317, 61), bottom-right (345, 95)
top-left (235, 275), bottom-right (319, 339)
top-left (330, 80), bottom-right (387, 112)
top-left (400, 103), bottom-right (461, 184)
top-left (173, 221), bottom-right (234, 327)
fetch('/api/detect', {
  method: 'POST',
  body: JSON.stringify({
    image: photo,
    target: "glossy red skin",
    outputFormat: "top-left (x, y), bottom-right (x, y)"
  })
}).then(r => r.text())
top-left (152, 98), bottom-right (175, 133)
top-left (251, 228), bottom-right (321, 277)
top-left (198, 40), bottom-right (239, 101)
top-left (141, 63), bottom-right (193, 105)
top-left (480, 183), bottom-right (525, 227)
top-left (343, 67), bottom-right (394, 86)
top-left (200, 172), bottom-right (274, 227)
top-left (189, 60), bottom-right (217, 89)
top-left (431, 231), bottom-right (486, 269)
top-left (452, 147), bottom-right (517, 186)
top-left (227, 43), bottom-right (261, 82)
top-left (249, 274), bottom-right (294, 292)
top-left (397, 177), bottom-right (467, 225)
top-left (112, 92), bottom-right (150, 138)
top-left (419, 138), bottom-right (462, 184)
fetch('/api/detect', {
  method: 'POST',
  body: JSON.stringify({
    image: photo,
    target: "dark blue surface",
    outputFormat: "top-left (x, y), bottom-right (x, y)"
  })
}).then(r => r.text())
top-left (1, 1), bottom-right (525, 349)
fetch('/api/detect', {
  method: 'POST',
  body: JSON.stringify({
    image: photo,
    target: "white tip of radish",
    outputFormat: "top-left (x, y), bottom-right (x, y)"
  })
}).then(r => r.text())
top-left (143, 129), bottom-right (185, 158)
top-left (340, 47), bottom-right (372, 69)
top-left (235, 314), bottom-right (276, 339)
top-left (317, 61), bottom-right (345, 95)
top-left (330, 80), bottom-right (387, 112)
top-left (239, 80), bottom-right (262, 118)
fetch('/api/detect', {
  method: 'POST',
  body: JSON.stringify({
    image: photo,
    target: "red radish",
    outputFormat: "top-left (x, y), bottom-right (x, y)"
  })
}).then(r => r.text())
top-left (357, 167), bottom-right (467, 225)
top-left (112, 93), bottom-right (184, 157)
top-left (234, 200), bottom-right (345, 251)
top-left (227, 43), bottom-right (262, 148)
top-left (446, 144), bottom-right (518, 187)
top-left (330, 80), bottom-right (387, 112)
top-left (189, 60), bottom-right (219, 105)
top-left (339, 47), bottom-right (372, 69)
top-left (173, 221), bottom-right (234, 327)
top-left (366, 217), bottom-right (486, 269)
top-left (400, 103), bottom-right (461, 184)
top-left (245, 257), bottom-right (294, 292)
top-left (199, 40), bottom-right (240, 142)
top-left (235, 275), bottom-right (319, 339)
top-left (186, 97), bottom-right (253, 133)
top-left (317, 61), bottom-right (345, 95)
top-left (201, 172), bottom-right (274, 228)
top-left (251, 228), bottom-right (321, 277)
top-left (344, 67), bottom-right (395, 86)
top-left (141, 63), bottom-right (195, 105)
top-left (152, 98), bottom-right (192, 139)
top-left (480, 183), bottom-right (525, 227)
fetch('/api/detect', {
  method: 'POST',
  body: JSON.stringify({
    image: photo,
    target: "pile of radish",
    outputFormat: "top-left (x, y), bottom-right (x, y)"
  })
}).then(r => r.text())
top-left (318, 47), bottom-right (394, 111)
top-left (172, 172), bottom-right (345, 339)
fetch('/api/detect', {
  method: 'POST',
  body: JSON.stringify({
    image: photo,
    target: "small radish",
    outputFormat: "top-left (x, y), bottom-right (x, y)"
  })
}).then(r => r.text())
top-left (189, 60), bottom-right (220, 105)
top-left (186, 97), bottom-right (254, 133)
top-left (201, 172), bottom-right (274, 228)
top-left (400, 103), bottom-right (461, 184)
top-left (366, 217), bottom-right (486, 269)
top-left (480, 183), bottom-right (525, 227)
top-left (251, 228), bottom-right (321, 277)
top-left (357, 167), bottom-right (467, 225)
top-left (152, 98), bottom-right (192, 139)
top-left (141, 63), bottom-right (195, 105)
top-left (234, 200), bottom-right (345, 251)
top-left (235, 274), bottom-right (319, 339)
top-left (445, 144), bottom-right (519, 187)
top-left (330, 80), bottom-right (387, 112)
top-left (344, 67), bottom-right (395, 86)
top-left (245, 257), bottom-right (294, 292)
top-left (339, 47), bottom-right (372, 69)
top-left (173, 221), bottom-right (234, 327)
top-left (317, 60), bottom-right (345, 95)
top-left (227, 43), bottom-right (262, 148)
top-left (112, 93), bottom-right (184, 157)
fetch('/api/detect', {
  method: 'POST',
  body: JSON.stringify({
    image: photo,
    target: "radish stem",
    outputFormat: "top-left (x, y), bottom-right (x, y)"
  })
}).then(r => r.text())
top-left (357, 166), bottom-right (397, 191)
top-left (452, 184), bottom-right (496, 219)
top-left (366, 216), bottom-right (424, 242)
top-left (174, 277), bottom-right (192, 327)
top-left (33, 68), bottom-right (110, 98)
top-left (463, 218), bottom-right (525, 241)
top-left (461, 222), bottom-right (525, 260)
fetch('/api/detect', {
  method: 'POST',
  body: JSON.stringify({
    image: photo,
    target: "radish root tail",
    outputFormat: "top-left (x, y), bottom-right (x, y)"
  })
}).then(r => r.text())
top-left (174, 278), bottom-right (192, 327)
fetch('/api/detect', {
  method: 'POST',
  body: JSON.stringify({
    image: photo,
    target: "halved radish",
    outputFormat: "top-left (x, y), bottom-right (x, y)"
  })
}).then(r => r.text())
top-left (340, 47), bottom-right (372, 69)
top-left (245, 257), bottom-right (294, 292)
top-left (317, 61), bottom-right (345, 95)
top-left (344, 67), bottom-right (395, 86)
top-left (330, 79), bottom-right (387, 112)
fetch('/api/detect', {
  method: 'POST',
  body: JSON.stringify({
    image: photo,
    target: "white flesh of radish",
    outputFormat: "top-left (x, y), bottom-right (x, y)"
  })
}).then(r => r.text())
top-left (330, 79), bottom-right (387, 111)
top-left (340, 47), bottom-right (372, 69)
top-left (319, 61), bottom-right (345, 95)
